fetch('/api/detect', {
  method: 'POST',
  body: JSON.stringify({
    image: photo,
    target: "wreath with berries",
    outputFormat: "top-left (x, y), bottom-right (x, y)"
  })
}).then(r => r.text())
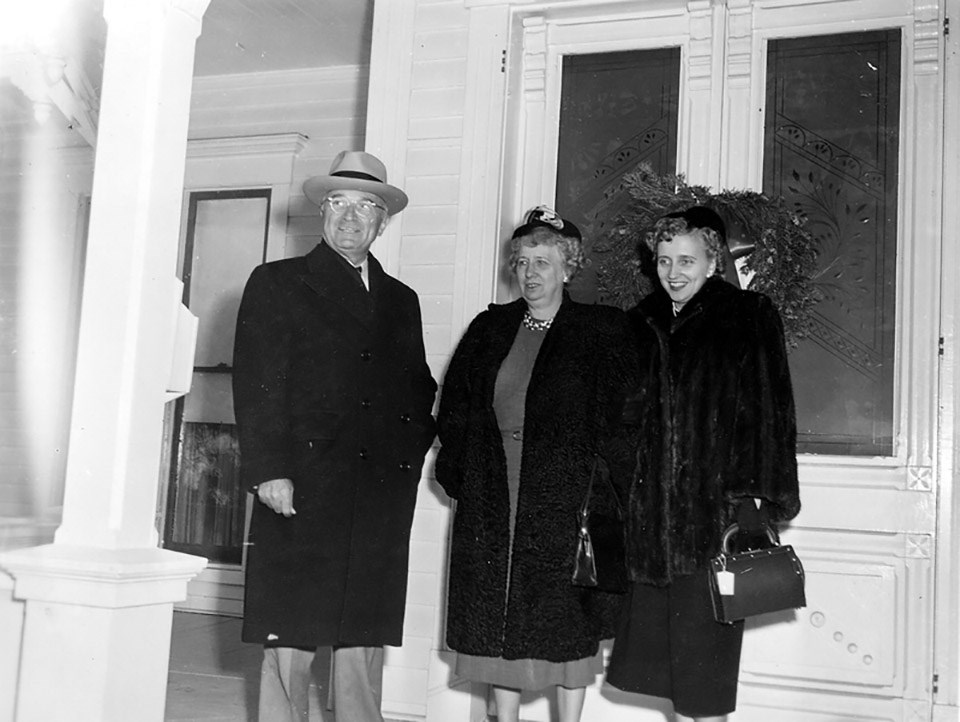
top-left (592, 162), bottom-right (822, 350)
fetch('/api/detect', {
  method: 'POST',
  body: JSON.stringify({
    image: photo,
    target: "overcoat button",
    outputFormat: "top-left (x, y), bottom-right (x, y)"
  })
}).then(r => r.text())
top-left (361, 399), bottom-right (371, 409)
top-left (511, 430), bottom-right (522, 441)
top-left (360, 350), bottom-right (372, 361)
top-left (400, 414), bottom-right (411, 424)
top-left (359, 448), bottom-right (368, 459)
top-left (399, 462), bottom-right (411, 472)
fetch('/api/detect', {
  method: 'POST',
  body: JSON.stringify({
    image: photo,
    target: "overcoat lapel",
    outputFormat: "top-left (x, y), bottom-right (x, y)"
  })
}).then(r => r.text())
top-left (302, 241), bottom-right (375, 328)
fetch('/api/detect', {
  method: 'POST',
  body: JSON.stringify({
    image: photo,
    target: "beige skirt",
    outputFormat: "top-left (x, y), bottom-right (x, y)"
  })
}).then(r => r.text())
top-left (454, 649), bottom-right (603, 691)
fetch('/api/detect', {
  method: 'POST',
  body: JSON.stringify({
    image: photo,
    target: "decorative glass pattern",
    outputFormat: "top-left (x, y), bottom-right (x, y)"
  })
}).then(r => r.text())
top-left (764, 31), bottom-right (900, 455)
top-left (556, 48), bottom-right (681, 303)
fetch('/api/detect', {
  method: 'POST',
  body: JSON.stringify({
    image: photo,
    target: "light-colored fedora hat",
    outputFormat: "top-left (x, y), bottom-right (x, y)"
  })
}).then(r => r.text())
top-left (303, 150), bottom-right (408, 215)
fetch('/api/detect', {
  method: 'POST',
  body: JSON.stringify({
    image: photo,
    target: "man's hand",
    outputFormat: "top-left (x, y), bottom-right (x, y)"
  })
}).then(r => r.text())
top-left (257, 478), bottom-right (296, 517)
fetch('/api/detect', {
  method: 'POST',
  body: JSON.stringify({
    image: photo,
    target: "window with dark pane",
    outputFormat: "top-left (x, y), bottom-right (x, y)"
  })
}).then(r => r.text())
top-left (556, 48), bottom-right (680, 304)
top-left (764, 31), bottom-right (900, 456)
top-left (163, 189), bottom-right (271, 563)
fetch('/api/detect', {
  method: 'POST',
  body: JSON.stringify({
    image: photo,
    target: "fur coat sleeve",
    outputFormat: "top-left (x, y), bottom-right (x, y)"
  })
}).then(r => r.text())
top-left (434, 311), bottom-right (493, 501)
top-left (723, 292), bottom-right (800, 521)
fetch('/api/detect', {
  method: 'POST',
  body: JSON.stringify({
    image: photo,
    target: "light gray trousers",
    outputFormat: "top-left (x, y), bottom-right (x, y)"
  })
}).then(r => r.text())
top-left (258, 645), bottom-right (384, 722)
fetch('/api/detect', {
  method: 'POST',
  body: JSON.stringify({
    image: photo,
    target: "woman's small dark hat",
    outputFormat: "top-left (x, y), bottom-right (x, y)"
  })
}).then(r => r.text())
top-left (662, 206), bottom-right (727, 244)
top-left (511, 205), bottom-right (582, 241)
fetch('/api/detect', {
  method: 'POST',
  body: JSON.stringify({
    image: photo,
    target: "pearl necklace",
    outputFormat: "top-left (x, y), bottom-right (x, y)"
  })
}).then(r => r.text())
top-left (522, 310), bottom-right (554, 332)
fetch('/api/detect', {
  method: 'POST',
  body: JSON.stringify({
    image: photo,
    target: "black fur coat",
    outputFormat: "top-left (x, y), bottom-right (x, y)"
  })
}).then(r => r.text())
top-left (626, 277), bottom-right (801, 585)
top-left (436, 296), bottom-right (639, 661)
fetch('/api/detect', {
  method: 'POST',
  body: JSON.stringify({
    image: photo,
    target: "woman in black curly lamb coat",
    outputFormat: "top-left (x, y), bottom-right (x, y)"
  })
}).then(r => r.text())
top-left (435, 207), bottom-right (639, 722)
top-left (606, 206), bottom-right (801, 722)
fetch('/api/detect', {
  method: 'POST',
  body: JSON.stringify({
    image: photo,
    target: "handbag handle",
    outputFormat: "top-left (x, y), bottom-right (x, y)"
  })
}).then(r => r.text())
top-left (720, 523), bottom-right (779, 555)
top-left (579, 456), bottom-right (623, 517)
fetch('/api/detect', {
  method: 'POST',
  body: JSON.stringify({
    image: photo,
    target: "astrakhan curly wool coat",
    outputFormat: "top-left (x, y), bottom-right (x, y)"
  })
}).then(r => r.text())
top-left (436, 296), bottom-right (639, 662)
top-left (626, 277), bottom-right (801, 586)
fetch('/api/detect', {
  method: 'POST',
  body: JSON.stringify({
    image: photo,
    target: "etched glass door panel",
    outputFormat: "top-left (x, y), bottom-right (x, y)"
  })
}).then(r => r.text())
top-left (556, 48), bottom-right (681, 304)
top-left (763, 31), bottom-right (900, 456)
top-left (163, 189), bottom-right (271, 563)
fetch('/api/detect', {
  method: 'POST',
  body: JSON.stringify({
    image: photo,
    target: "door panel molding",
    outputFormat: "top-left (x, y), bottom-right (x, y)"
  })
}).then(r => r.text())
top-left (744, 528), bottom-right (934, 697)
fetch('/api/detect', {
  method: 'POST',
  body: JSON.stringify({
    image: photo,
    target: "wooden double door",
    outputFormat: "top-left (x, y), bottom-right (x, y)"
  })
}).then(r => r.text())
top-left (493, 0), bottom-right (948, 719)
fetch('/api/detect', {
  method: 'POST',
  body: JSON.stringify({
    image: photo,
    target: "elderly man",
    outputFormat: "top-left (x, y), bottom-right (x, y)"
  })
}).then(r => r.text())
top-left (232, 150), bottom-right (437, 721)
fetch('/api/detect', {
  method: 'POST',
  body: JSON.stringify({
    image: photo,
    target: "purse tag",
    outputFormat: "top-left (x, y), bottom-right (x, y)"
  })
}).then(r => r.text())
top-left (716, 569), bottom-right (735, 595)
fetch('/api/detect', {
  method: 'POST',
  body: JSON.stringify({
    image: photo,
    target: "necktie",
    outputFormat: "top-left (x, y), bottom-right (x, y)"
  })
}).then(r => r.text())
top-left (353, 264), bottom-right (367, 291)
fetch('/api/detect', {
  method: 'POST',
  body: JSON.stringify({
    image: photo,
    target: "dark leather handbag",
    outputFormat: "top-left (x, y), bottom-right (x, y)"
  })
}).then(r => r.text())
top-left (708, 523), bottom-right (806, 624)
top-left (571, 457), bottom-right (628, 593)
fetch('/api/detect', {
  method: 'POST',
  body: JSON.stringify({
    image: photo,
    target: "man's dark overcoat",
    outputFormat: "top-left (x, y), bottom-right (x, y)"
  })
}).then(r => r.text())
top-left (435, 296), bottom-right (639, 662)
top-left (233, 240), bottom-right (437, 648)
top-left (626, 277), bottom-right (801, 586)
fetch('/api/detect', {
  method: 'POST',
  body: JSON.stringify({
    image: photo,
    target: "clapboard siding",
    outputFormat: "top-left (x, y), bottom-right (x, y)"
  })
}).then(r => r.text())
top-left (363, 2), bottom-right (472, 717)
top-left (189, 64), bottom-right (369, 245)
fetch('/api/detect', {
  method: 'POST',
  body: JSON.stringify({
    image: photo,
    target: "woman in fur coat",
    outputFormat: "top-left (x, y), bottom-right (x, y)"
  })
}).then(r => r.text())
top-left (435, 207), bottom-right (639, 722)
top-left (606, 206), bottom-right (801, 722)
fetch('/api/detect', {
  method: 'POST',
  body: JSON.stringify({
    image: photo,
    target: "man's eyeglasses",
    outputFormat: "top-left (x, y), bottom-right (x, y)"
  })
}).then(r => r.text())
top-left (324, 196), bottom-right (386, 219)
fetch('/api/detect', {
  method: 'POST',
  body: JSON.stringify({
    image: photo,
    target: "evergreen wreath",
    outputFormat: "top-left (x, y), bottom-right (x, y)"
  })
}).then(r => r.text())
top-left (593, 162), bottom-right (822, 350)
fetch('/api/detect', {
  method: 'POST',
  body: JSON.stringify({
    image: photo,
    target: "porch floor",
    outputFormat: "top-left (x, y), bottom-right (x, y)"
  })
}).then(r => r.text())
top-left (165, 611), bottom-right (407, 722)
top-left (165, 611), bottom-right (261, 721)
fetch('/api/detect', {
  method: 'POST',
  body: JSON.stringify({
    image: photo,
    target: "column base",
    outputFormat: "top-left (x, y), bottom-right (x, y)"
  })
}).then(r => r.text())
top-left (0, 544), bottom-right (206, 722)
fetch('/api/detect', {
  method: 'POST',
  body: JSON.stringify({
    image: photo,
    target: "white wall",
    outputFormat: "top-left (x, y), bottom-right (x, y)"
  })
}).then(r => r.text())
top-left (188, 65), bottom-right (370, 259)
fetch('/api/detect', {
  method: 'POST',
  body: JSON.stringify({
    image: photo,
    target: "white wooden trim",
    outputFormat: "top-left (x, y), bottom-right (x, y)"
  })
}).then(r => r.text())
top-left (174, 563), bottom-right (245, 617)
top-left (190, 64), bottom-right (366, 94)
top-left (934, 0), bottom-right (960, 709)
top-left (365, 0), bottom-right (418, 278)
top-left (722, 0), bottom-right (756, 190)
top-left (184, 134), bottom-right (308, 186)
top-left (903, 0), bottom-right (945, 473)
top-left (684, 0), bottom-right (726, 187)
top-left (452, 3), bottom-right (511, 338)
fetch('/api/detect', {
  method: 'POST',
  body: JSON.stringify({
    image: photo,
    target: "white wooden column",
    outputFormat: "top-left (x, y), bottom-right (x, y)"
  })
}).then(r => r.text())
top-left (0, 0), bottom-right (209, 720)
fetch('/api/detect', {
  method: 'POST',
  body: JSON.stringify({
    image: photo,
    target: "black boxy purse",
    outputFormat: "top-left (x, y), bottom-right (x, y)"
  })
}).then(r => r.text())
top-left (571, 457), bottom-right (628, 593)
top-left (708, 523), bottom-right (806, 624)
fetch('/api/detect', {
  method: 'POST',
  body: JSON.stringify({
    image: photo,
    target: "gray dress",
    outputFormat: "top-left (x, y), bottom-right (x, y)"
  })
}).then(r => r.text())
top-left (454, 324), bottom-right (603, 690)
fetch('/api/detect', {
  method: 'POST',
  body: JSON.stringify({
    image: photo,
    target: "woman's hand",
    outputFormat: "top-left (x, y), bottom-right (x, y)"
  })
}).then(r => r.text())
top-left (736, 497), bottom-right (765, 532)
